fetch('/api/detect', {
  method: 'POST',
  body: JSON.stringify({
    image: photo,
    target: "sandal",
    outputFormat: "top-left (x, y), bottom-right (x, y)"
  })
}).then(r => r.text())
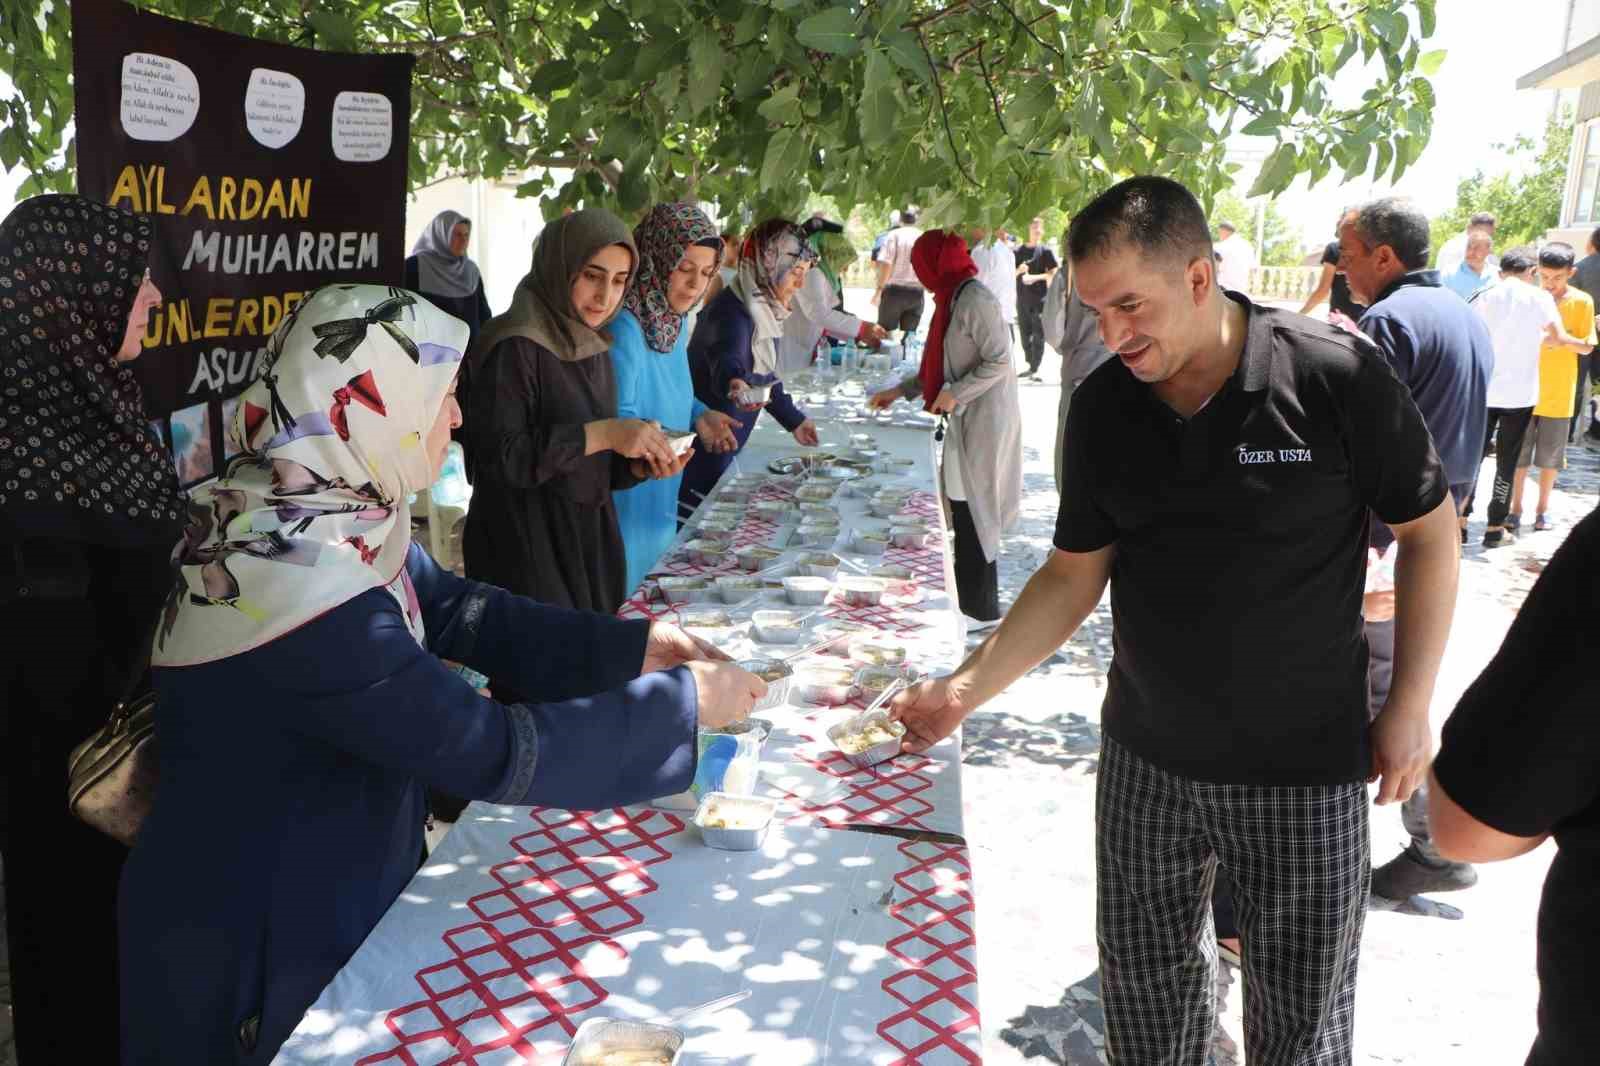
top-left (1535, 513), bottom-right (1552, 532)
top-left (1505, 512), bottom-right (1522, 532)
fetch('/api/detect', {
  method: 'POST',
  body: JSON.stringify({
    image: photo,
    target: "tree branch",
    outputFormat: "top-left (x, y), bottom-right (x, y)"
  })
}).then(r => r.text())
top-left (981, 0), bottom-right (1062, 60)
top-left (905, 0), bottom-right (973, 30)
top-left (917, 28), bottom-right (979, 188)
top-left (975, 40), bottom-right (1013, 140)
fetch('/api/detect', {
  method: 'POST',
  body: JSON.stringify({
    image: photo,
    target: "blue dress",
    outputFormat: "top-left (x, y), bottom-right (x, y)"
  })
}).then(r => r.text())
top-left (678, 289), bottom-right (809, 508)
top-left (118, 544), bottom-right (698, 1064)
top-left (609, 310), bottom-right (709, 592)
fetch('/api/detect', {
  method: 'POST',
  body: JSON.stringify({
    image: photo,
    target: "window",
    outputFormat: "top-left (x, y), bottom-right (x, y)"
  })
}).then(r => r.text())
top-left (1575, 122), bottom-right (1600, 224)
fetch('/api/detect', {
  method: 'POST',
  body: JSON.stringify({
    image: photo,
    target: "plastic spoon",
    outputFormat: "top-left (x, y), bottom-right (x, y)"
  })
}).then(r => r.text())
top-left (669, 989), bottom-right (752, 1027)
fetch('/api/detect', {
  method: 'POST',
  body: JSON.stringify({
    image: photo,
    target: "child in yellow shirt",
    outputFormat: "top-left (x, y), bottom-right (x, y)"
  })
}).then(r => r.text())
top-left (1512, 243), bottom-right (1596, 531)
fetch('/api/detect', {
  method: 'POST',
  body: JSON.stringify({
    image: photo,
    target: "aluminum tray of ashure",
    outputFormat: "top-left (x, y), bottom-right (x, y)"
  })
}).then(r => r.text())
top-left (737, 658), bottom-right (794, 712)
top-left (561, 1017), bottom-right (683, 1066)
top-left (769, 452), bottom-right (834, 477)
top-left (828, 709), bottom-right (908, 770)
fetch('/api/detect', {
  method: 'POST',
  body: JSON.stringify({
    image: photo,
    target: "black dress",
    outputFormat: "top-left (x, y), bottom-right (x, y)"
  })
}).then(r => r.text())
top-left (462, 336), bottom-right (642, 614)
top-left (0, 537), bottom-right (174, 1062)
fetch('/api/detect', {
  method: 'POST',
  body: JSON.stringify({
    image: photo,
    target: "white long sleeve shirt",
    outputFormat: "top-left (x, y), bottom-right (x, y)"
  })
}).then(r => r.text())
top-left (971, 239), bottom-right (1018, 325)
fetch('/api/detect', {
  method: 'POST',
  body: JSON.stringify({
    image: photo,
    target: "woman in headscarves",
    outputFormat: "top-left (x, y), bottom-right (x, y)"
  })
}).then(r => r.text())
top-left (120, 283), bottom-right (762, 1063)
top-left (777, 218), bottom-right (886, 371)
top-left (610, 203), bottom-right (742, 591)
top-left (0, 195), bottom-right (185, 1061)
top-left (404, 209), bottom-right (493, 345)
top-left (870, 229), bottom-right (1022, 624)
top-left (463, 208), bottom-right (684, 614)
top-left (679, 219), bottom-right (821, 510)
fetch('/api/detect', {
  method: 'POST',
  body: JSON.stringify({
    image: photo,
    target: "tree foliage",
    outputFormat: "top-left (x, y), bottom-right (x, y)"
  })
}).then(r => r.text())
top-left (3, 0), bottom-right (1443, 225)
top-left (1429, 109), bottom-right (1575, 258)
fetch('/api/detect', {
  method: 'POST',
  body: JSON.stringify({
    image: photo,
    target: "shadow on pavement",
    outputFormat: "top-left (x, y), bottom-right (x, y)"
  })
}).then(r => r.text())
top-left (962, 710), bottom-right (1102, 773)
top-left (1000, 965), bottom-right (1241, 1065)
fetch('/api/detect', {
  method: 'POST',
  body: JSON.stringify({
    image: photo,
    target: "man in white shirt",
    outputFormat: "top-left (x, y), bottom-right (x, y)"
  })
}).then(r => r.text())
top-left (1213, 221), bottom-right (1255, 294)
top-left (968, 225), bottom-right (1018, 338)
top-left (1466, 247), bottom-right (1562, 547)
top-left (1436, 212), bottom-right (1497, 277)
top-left (873, 208), bottom-right (926, 336)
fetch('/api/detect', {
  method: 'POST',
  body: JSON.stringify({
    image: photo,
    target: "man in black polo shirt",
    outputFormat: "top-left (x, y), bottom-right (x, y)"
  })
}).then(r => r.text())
top-left (1429, 508), bottom-right (1600, 1066)
top-left (890, 176), bottom-right (1462, 1065)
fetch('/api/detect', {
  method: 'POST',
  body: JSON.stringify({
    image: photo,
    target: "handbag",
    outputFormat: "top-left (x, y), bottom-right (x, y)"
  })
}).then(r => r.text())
top-left (66, 623), bottom-right (160, 847)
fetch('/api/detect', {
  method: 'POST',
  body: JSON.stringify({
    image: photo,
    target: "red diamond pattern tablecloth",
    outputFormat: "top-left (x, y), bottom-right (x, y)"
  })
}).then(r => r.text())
top-left (878, 840), bottom-right (981, 1064)
top-left (352, 808), bottom-right (683, 1065)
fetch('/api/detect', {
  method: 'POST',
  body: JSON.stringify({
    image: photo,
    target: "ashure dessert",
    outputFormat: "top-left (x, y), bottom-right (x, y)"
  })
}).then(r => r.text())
top-left (836, 718), bottom-right (906, 755)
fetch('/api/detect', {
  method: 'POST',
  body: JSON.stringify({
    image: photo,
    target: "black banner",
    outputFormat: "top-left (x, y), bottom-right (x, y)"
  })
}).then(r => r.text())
top-left (72, 0), bottom-right (412, 485)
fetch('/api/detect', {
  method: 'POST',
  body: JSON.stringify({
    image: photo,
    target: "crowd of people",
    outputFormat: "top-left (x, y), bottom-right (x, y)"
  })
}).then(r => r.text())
top-left (1, 168), bottom-right (1596, 1066)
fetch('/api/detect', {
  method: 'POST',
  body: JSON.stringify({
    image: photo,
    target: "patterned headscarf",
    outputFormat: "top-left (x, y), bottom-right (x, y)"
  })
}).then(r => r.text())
top-left (409, 209), bottom-right (481, 300)
top-left (730, 219), bottom-right (818, 373)
top-left (153, 284), bottom-right (468, 666)
top-left (0, 194), bottom-right (184, 545)
top-left (622, 203), bottom-right (721, 353)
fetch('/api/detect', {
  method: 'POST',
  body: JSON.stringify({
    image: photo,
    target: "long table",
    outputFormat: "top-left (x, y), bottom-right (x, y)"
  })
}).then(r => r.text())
top-left (274, 394), bottom-right (982, 1065)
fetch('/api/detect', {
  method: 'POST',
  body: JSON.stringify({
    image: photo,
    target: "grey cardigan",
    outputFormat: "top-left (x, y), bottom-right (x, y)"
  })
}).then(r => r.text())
top-left (898, 281), bottom-right (1023, 562)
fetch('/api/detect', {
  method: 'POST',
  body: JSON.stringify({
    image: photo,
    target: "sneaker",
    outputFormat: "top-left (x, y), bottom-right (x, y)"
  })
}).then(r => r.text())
top-left (1482, 528), bottom-right (1515, 548)
top-left (1370, 847), bottom-right (1478, 900)
top-left (963, 614), bottom-right (1002, 633)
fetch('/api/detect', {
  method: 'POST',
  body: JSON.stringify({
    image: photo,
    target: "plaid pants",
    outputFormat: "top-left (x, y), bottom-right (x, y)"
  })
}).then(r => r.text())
top-left (1097, 735), bottom-right (1369, 1065)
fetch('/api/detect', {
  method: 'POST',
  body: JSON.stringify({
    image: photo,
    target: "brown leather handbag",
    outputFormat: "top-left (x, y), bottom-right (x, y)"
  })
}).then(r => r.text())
top-left (67, 636), bottom-right (159, 847)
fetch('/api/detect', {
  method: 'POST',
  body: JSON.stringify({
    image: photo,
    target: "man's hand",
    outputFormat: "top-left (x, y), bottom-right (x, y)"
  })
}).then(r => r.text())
top-left (642, 622), bottom-right (731, 675)
top-left (694, 410), bottom-right (740, 454)
top-left (869, 387), bottom-right (901, 410)
top-left (888, 675), bottom-right (970, 753)
top-left (1369, 702), bottom-right (1432, 805)
top-left (792, 420), bottom-right (820, 446)
top-left (927, 387), bottom-right (956, 415)
top-left (857, 321), bottom-right (888, 344)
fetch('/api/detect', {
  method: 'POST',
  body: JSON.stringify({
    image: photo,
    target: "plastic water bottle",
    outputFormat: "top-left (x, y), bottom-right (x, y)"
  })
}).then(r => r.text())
top-left (432, 441), bottom-right (470, 506)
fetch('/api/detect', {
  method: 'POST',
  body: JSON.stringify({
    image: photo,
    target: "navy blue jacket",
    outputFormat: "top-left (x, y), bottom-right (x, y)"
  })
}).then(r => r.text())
top-left (680, 288), bottom-right (807, 506)
top-left (1359, 270), bottom-right (1494, 488)
top-left (119, 544), bottom-right (697, 1063)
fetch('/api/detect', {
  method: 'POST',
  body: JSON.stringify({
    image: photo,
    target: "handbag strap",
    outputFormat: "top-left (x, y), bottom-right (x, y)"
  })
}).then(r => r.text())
top-left (111, 592), bottom-right (167, 721)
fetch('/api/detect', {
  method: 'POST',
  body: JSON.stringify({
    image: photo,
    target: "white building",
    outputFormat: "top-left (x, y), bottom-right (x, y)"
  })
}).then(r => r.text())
top-left (1518, 0), bottom-right (1600, 246)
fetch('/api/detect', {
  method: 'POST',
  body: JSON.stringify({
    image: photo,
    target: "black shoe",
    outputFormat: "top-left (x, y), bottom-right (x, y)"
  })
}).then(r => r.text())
top-left (1371, 847), bottom-right (1478, 900)
top-left (1460, 524), bottom-right (1468, 545)
top-left (1483, 528), bottom-right (1515, 548)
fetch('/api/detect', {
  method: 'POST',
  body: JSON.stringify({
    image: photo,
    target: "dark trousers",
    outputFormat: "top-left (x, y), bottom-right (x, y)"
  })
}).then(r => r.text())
top-left (1572, 354), bottom-right (1592, 443)
top-left (949, 499), bottom-right (999, 621)
top-left (1466, 406), bottom-right (1535, 528)
top-left (1, 597), bottom-right (126, 1062)
top-left (1100, 736), bottom-right (1368, 1065)
top-left (1018, 304), bottom-right (1047, 373)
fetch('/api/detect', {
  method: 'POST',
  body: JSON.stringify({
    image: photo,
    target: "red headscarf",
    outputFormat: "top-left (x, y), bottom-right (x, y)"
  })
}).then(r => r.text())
top-left (911, 230), bottom-right (980, 409)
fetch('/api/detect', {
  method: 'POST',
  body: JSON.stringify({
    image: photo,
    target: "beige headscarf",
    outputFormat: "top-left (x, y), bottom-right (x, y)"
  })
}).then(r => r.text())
top-left (471, 208), bottom-right (638, 364)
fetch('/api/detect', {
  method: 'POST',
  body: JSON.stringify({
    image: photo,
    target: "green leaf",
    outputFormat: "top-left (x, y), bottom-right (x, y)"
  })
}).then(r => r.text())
top-left (687, 32), bottom-right (726, 116)
top-left (757, 83), bottom-right (802, 124)
top-left (1418, 49), bottom-right (1446, 76)
top-left (306, 10), bottom-right (359, 51)
top-left (1247, 143), bottom-right (1296, 197)
top-left (760, 127), bottom-right (807, 192)
top-left (1239, 113), bottom-right (1282, 137)
top-left (858, 52), bottom-right (899, 147)
top-left (1375, 138), bottom-right (1395, 181)
top-left (529, 60), bottom-right (578, 96)
top-left (882, 28), bottom-right (932, 82)
top-left (735, 51), bottom-right (777, 99)
top-left (1417, 0), bottom-right (1438, 38)
top-left (733, 5), bottom-right (764, 46)
top-left (794, 7), bottom-right (860, 55)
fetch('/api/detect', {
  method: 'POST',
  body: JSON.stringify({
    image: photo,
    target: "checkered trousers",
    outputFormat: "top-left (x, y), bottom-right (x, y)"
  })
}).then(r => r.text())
top-left (1096, 735), bottom-right (1369, 1066)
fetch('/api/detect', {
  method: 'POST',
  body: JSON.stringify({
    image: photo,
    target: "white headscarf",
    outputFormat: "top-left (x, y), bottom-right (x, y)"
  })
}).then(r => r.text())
top-left (410, 210), bottom-right (481, 299)
top-left (154, 284), bottom-right (468, 666)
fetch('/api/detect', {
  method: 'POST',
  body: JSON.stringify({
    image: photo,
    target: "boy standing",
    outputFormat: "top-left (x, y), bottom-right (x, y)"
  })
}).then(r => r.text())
top-left (1511, 244), bottom-right (1596, 531)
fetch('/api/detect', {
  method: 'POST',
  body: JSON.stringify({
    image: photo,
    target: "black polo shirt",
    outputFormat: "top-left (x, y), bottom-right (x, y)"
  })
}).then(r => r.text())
top-left (1056, 295), bottom-right (1447, 785)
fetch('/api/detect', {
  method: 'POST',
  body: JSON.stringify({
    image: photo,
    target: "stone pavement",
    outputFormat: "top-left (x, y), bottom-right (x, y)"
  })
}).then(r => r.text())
top-left (967, 356), bottom-right (1598, 1066)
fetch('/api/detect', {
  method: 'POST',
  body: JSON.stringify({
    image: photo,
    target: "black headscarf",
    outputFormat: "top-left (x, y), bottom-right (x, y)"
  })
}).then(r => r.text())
top-left (0, 195), bottom-right (184, 545)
